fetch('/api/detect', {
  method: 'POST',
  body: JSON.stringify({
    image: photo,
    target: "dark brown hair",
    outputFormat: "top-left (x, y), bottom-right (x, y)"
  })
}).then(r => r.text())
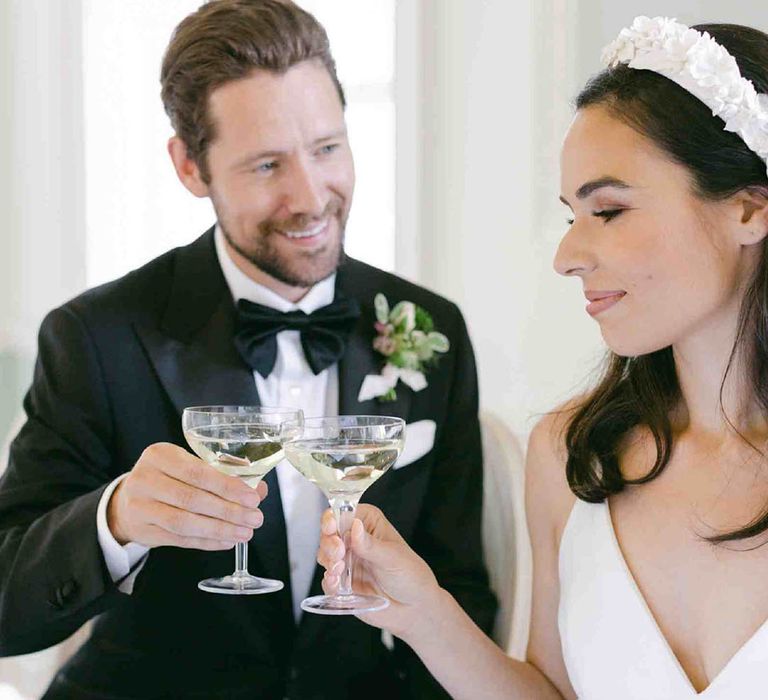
top-left (160, 0), bottom-right (345, 183)
top-left (565, 24), bottom-right (768, 544)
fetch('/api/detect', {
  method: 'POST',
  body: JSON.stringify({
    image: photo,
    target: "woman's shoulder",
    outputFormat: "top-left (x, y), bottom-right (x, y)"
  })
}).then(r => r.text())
top-left (526, 399), bottom-right (581, 540)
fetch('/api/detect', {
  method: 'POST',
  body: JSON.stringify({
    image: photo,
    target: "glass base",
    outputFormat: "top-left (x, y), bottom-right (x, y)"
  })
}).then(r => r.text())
top-left (301, 593), bottom-right (389, 615)
top-left (198, 574), bottom-right (283, 595)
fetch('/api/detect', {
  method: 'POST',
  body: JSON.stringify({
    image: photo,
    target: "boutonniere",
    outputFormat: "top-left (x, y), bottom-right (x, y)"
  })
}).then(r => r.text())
top-left (357, 293), bottom-right (450, 402)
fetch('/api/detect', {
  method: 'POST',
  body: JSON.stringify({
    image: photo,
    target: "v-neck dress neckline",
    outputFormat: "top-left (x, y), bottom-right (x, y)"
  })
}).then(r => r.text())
top-left (558, 498), bottom-right (768, 699)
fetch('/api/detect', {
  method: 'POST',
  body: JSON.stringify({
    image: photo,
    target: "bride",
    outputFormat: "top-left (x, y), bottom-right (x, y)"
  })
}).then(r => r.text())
top-left (315, 18), bottom-right (768, 700)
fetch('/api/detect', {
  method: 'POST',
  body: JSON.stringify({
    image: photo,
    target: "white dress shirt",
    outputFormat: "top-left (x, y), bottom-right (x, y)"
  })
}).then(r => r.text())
top-left (97, 225), bottom-right (333, 621)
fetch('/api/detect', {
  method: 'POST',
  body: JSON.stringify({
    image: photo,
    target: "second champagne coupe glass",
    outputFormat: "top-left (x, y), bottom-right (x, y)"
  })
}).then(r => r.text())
top-left (182, 405), bottom-right (303, 594)
top-left (283, 415), bottom-right (405, 615)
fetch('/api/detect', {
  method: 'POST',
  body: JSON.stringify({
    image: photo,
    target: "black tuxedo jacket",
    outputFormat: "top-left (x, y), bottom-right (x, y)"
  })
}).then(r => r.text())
top-left (0, 229), bottom-right (496, 699)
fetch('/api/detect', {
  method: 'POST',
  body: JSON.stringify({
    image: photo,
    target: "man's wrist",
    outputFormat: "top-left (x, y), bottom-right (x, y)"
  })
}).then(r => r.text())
top-left (106, 480), bottom-right (129, 546)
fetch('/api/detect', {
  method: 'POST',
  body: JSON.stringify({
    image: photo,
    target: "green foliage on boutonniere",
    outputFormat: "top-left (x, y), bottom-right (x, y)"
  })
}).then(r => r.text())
top-left (370, 293), bottom-right (450, 401)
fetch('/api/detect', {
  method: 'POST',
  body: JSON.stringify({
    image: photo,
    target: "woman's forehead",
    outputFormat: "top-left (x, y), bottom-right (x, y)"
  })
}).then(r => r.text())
top-left (561, 106), bottom-right (681, 192)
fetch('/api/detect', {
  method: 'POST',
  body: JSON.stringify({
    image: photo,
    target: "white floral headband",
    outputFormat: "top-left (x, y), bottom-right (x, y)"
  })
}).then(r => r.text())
top-left (601, 16), bottom-right (768, 177)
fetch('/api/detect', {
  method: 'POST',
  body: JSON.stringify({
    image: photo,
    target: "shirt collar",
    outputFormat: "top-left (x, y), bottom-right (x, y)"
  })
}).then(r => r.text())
top-left (214, 224), bottom-right (336, 314)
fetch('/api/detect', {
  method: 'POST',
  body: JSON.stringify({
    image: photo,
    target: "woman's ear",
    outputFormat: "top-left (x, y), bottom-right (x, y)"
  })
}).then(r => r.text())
top-left (731, 186), bottom-right (768, 246)
top-left (167, 136), bottom-right (210, 198)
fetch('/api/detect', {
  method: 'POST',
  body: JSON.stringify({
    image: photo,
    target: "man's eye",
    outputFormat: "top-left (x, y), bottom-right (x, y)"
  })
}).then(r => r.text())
top-left (318, 143), bottom-right (338, 155)
top-left (256, 161), bottom-right (278, 173)
top-left (566, 217), bottom-right (574, 226)
top-left (593, 209), bottom-right (623, 222)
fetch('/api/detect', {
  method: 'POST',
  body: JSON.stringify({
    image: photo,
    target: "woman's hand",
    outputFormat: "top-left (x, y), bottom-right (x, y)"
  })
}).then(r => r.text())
top-left (316, 504), bottom-right (443, 639)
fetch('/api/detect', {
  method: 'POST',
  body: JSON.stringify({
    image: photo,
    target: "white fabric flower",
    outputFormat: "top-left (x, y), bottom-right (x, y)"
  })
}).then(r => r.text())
top-left (601, 16), bottom-right (768, 177)
top-left (358, 363), bottom-right (427, 403)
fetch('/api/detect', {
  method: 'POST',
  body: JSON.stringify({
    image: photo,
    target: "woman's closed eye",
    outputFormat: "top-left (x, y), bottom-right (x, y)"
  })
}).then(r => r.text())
top-left (593, 209), bottom-right (624, 223)
top-left (564, 208), bottom-right (627, 226)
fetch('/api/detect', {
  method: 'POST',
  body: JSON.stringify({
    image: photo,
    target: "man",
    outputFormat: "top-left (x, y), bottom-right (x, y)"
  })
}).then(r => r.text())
top-left (0, 1), bottom-right (496, 698)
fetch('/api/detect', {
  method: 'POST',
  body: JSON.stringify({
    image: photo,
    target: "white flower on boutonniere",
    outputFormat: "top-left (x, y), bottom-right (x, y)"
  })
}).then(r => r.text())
top-left (358, 293), bottom-right (450, 402)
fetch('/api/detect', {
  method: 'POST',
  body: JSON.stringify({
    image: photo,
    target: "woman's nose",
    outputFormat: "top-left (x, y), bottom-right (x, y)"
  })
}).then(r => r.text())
top-left (553, 223), bottom-right (596, 277)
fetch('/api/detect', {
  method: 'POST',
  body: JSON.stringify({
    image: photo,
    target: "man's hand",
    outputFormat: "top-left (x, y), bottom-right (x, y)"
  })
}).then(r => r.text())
top-left (107, 442), bottom-right (267, 550)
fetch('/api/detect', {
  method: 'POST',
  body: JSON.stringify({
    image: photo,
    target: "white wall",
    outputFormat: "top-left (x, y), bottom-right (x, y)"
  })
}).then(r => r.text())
top-left (0, 1), bottom-right (87, 436)
top-left (414, 0), bottom-right (602, 440)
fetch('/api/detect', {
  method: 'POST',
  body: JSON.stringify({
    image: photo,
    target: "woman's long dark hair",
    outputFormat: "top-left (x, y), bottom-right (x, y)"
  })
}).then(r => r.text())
top-left (566, 24), bottom-right (768, 543)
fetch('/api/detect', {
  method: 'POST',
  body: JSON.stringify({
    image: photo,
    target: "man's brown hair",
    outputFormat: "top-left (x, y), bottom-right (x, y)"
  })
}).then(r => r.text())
top-left (160, 0), bottom-right (345, 183)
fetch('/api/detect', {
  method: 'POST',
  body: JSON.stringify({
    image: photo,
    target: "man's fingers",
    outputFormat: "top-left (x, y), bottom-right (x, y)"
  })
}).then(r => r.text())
top-left (143, 525), bottom-right (237, 551)
top-left (169, 536), bottom-right (237, 551)
top-left (152, 446), bottom-right (260, 507)
top-left (147, 502), bottom-right (254, 542)
top-left (153, 473), bottom-right (263, 528)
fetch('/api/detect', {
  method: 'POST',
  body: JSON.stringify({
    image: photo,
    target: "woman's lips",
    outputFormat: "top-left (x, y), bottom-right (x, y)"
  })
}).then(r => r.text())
top-left (585, 291), bottom-right (626, 316)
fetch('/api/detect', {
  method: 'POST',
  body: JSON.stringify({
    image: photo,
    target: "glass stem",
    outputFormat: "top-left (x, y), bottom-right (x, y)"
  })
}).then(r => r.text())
top-left (234, 541), bottom-right (249, 578)
top-left (330, 498), bottom-right (358, 597)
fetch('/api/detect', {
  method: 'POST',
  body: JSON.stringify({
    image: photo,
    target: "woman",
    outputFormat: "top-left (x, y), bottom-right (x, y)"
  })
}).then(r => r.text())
top-left (317, 18), bottom-right (768, 700)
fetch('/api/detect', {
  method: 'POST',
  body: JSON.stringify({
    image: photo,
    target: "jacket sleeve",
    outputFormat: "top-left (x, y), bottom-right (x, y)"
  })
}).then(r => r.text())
top-left (394, 308), bottom-right (498, 698)
top-left (0, 305), bottom-right (125, 656)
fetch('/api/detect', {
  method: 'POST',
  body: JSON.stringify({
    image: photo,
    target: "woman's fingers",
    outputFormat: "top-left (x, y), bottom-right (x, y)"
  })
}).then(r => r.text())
top-left (320, 508), bottom-right (336, 534)
top-left (317, 533), bottom-right (345, 569)
top-left (322, 572), bottom-right (339, 595)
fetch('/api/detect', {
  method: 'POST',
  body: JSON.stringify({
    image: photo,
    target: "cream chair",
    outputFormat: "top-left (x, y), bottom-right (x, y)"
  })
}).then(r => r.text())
top-left (0, 411), bottom-right (26, 472)
top-left (0, 413), bottom-right (91, 700)
top-left (480, 411), bottom-right (532, 660)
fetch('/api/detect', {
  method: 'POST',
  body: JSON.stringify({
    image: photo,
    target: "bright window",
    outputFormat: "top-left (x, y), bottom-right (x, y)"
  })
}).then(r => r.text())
top-left (83, 0), bottom-right (396, 287)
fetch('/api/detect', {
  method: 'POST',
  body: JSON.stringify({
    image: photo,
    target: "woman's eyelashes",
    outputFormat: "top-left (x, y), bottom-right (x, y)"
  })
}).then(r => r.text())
top-left (565, 208), bottom-right (627, 226)
top-left (594, 209), bottom-right (624, 222)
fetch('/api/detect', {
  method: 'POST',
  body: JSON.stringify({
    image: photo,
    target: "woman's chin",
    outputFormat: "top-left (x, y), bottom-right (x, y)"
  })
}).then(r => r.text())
top-left (601, 331), bottom-right (670, 359)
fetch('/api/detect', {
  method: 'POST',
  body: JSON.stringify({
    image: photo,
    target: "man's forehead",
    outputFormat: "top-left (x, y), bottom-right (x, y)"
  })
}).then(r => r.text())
top-left (209, 63), bottom-right (341, 122)
top-left (210, 60), bottom-right (335, 103)
top-left (204, 73), bottom-right (345, 160)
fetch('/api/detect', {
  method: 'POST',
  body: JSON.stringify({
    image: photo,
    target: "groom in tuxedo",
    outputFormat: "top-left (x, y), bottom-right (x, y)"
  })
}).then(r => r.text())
top-left (0, 1), bottom-right (496, 698)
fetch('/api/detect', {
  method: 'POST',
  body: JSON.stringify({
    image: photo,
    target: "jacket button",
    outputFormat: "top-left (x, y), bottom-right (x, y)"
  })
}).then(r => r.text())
top-left (53, 579), bottom-right (79, 608)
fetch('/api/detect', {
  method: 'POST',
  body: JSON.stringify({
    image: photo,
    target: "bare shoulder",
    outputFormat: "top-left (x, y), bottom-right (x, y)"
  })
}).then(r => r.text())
top-left (526, 399), bottom-right (581, 539)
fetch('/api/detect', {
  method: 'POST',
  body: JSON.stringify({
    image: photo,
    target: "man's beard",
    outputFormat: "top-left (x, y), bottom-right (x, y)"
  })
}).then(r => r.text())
top-left (218, 199), bottom-right (347, 288)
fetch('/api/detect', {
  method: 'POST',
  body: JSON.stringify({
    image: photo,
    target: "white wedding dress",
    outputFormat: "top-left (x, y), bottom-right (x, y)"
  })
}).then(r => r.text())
top-left (558, 499), bottom-right (768, 699)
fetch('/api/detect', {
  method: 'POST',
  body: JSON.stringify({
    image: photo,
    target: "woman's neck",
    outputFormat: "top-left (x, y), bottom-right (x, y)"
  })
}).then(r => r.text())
top-left (672, 312), bottom-right (766, 439)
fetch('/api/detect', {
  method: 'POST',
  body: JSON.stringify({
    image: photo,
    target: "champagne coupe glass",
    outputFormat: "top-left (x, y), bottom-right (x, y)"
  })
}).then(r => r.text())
top-left (283, 415), bottom-right (405, 614)
top-left (182, 405), bottom-right (303, 594)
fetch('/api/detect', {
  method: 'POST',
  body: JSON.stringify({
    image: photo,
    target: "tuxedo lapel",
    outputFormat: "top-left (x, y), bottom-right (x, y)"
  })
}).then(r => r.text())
top-left (133, 229), bottom-right (291, 597)
top-left (134, 295), bottom-right (257, 415)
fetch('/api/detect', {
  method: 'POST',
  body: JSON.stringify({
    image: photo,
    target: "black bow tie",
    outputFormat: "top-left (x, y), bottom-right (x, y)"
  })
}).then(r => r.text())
top-left (234, 296), bottom-right (362, 378)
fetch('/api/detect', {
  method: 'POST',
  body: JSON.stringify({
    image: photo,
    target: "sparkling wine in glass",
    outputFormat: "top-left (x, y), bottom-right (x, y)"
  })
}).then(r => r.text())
top-left (182, 405), bottom-right (303, 594)
top-left (283, 415), bottom-right (405, 615)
